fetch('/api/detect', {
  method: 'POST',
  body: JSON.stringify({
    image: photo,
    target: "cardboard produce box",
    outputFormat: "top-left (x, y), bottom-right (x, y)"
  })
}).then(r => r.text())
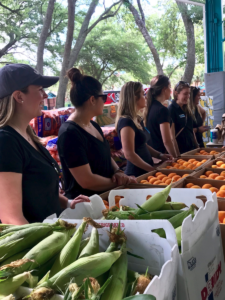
top-left (96, 103), bottom-right (118, 126)
top-left (158, 156), bottom-right (212, 172)
top-left (189, 167), bottom-right (225, 180)
top-left (181, 147), bottom-right (225, 158)
top-left (108, 188), bottom-right (225, 300)
top-left (28, 218), bottom-right (179, 300)
top-left (202, 157), bottom-right (225, 169)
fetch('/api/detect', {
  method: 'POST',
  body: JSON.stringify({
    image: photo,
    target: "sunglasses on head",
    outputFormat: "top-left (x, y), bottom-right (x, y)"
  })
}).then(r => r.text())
top-left (96, 94), bottom-right (107, 103)
top-left (175, 81), bottom-right (190, 90)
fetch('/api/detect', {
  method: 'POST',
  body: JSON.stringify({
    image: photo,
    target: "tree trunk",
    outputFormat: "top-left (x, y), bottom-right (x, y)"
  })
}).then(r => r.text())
top-left (176, 1), bottom-right (195, 84)
top-left (126, 0), bottom-right (164, 75)
top-left (36, 0), bottom-right (56, 74)
top-left (56, 0), bottom-right (76, 108)
top-left (0, 34), bottom-right (17, 58)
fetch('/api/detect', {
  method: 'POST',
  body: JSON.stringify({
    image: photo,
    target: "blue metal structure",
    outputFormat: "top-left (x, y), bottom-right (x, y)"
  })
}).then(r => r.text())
top-left (205, 0), bottom-right (224, 73)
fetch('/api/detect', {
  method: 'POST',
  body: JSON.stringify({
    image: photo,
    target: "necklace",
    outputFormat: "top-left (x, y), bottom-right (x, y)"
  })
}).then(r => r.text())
top-left (81, 122), bottom-right (92, 129)
top-left (10, 125), bottom-right (31, 143)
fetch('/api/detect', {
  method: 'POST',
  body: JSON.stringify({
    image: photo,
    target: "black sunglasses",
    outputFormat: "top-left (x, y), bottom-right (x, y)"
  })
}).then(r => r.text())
top-left (175, 81), bottom-right (190, 91)
top-left (96, 94), bottom-right (107, 103)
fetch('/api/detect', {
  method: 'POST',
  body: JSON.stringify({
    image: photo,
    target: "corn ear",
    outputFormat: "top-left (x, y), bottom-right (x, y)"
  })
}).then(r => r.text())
top-left (136, 184), bottom-right (172, 215)
top-left (35, 251), bottom-right (122, 293)
top-left (79, 228), bottom-right (99, 258)
top-left (159, 202), bottom-right (187, 210)
top-left (175, 226), bottom-right (182, 246)
top-left (0, 249), bottom-right (29, 267)
top-left (50, 220), bottom-right (87, 277)
top-left (0, 271), bottom-right (31, 299)
top-left (78, 237), bottom-right (90, 256)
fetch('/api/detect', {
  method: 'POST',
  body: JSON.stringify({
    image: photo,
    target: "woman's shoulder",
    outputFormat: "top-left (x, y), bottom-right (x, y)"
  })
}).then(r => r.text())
top-left (0, 127), bottom-right (22, 146)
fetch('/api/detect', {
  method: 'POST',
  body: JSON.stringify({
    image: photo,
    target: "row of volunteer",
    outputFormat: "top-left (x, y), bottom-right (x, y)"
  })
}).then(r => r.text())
top-left (0, 64), bottom-right (207, 224)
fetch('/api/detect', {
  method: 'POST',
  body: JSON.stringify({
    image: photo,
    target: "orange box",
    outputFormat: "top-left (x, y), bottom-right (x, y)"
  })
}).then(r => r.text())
top-left (203, 158), bottom-right (225, 169)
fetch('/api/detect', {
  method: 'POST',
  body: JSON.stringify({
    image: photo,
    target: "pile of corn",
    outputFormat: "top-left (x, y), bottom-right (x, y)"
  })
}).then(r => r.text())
top-left (102, 184), bottom-right (198, 246)
top-left (0, 219), bottom-right (156, 300)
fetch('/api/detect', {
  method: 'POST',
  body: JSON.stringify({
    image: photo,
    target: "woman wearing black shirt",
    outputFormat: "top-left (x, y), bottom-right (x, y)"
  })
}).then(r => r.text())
top-left (146, 75), bottom-right (177, 157)
top-left (0, 64), bottom-right (84, 225)
top-left (115, 81), bottom-right (172, 177)
top-left (168, 81), bottom-right (198, 155)
top-left (190, 87), bottom-right (208, 148)
top-left (57, 68), bottom-right (135, 198)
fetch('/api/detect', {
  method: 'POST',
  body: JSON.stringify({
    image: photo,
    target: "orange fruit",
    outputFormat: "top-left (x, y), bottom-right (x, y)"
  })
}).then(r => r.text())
top-left (217, 190), bottom-right (225, 198)
top-left (201, 159), bottom-right (207, 163)
top-left (196, 162), bottom-right (202, 167)
top-left (186, 183), bottom-right (194, 188)
top-left (216, 161), bottom-right (224, 166)
top-left (149, 178), bottom-right (158, 184)
top-left (210, 151), bottom-right (216, 155)
top-left (200, 150), bottom-right (205, 154)
top-left (165, 179), bottom-right (172, 185)
top-left (174, 164), bottom-right (180, 169)
top-left (188, 159), bottom-right (195, 163)
top-left (208, 173), bottom-right (219, 179)
top-left (157, 174), bottom-right (167, 181)
top-left (212, 165), bottom-right (218, 168)
top-left (182, 174), bottom-right (189, 178)
top-left (183, 162), bottom-right (189, 167)
top-left (147, 176), bottom-right (155, 181)
top-left (193, 161), bottom-right (199, 166)
top-left (221, 171), bottom-right (225, 177)
top-left (143, 182), bottom-right (152, 185)
top-left (153, 180), bottom-right (163, 185)
top-left (178, 166), bottom-right (186, 170)
top-left (166, 166), bottom-right (172, 169)
top-left (200, 175), bottom-right (207, 179)
top-left (221, 164), bottom-right (225, 168)
top-left (171, 163), bottom-right (177, 167)
top-left (191, 185), bottom-right (201, 189)
top-left (202, 184), bottom-right (213, 189)
top-left (172, 175), bottom-right (181, 182)
top-left (209, 187), bottom-right (219, 193)
top-left (140, 180), bottom-right (148, 183)
top-left (215, 176), bottom-right (225, 181)
top-left (205, 171), bottom-right (213, 177)
top-left (162, 177), bottom-right (169, 183)
top-left (177, 159), bottom-right (183, 163)
top-left (220, 185), bottom-right (225, 191)
top-left (159, 183), bottom-right (167, 186)
top-left (155, 172), bottom-right (162, 177)
top-left (168, 173), bottom-right (177, 179)
top-left (178, 161), bottom-right (185, 165)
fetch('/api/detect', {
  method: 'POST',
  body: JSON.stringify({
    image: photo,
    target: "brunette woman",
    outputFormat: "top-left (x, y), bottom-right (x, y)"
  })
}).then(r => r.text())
top-left (146, 75), bottom-right (177, 157)
top-left (115, 81), bottom-right (172, 177)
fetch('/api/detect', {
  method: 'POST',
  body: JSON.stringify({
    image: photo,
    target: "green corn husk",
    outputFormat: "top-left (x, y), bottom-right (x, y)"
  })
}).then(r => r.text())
top-left (0, 249), bottom-right (29, 267)
top-left (1, 295), bottom-right (15, 300)
top-left (105, 222), bottom-right (126, 253)
top-left (159, 202), bottom-right (187, 210)
top-left (50, 220), bottom-right (87, 277)
top-left (0, 223), bottom-right (44, 237)
top-left (0, 226), bottom-right (53, 262)
top-left (101, 248), bottom-right (127, 300)
top-left (28, 287), bottom-right (55, 300)
top-left (79, 228), bottom-right (99, 259)
top-left (33, 255), bottom-right (57, 281)
top-left (153, 204), bottom-right (197, 238)
top-left (136, 184), bottom-right (172, 215)
top-left (175, 226), bottom-right (182, 247)
top-left (34, 251), bottom-right (122, 293)
top-left (0, 272), bottom-right (31, 299)
top-left (0, 229), bottom-right (74, 278)
top-left (78, 237), bottom-right (90, 256)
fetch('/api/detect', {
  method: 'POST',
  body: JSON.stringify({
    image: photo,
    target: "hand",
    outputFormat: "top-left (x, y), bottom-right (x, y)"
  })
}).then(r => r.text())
top-left (70, 195), bottom-right (90, 209)
top-left (160, 154), bottom-right (174, 162)
top-left (128, 176), bottom-right (138, 184)
top-left (112, 171), bottom-right (131, 186)
top-left (198, 126), bottom-right (209, 133)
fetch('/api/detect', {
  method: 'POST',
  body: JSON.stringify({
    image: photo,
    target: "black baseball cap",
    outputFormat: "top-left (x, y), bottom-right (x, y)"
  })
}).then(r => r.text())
top-left (0, 64), bottom-right (59, 98)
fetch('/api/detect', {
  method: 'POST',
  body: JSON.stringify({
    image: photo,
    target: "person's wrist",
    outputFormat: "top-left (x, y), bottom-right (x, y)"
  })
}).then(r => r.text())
top-left (157, 152), bottom-right (163, 159)
top-left (114, 168), bottom-right (124, 174)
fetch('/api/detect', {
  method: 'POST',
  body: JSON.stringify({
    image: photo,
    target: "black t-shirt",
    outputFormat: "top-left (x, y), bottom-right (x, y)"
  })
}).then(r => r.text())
top-left (168, 100), bottom-right (196, 154)
top-left (117, 117), bottom-right (153, 177)
top-left (146, 99), bottom-right (170, 153)
top-left (193, 108), bottom-right (204, 148)
top-left (0, 126), bottom-right (62, 223)
top-left (58, 120), bottom-right (114, 198)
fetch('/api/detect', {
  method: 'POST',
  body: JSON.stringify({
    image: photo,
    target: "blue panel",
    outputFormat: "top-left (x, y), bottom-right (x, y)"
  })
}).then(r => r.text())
top-left (205, 0), bottom-right (224, 73)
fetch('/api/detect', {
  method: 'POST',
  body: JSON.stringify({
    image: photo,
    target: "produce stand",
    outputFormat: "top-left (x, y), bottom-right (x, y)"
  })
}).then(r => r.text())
top-left (181, 147), bottom-right (225, 158)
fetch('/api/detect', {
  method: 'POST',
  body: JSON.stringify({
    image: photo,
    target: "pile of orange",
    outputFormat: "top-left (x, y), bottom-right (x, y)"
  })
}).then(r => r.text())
top-left (198, 170), bottom-right (225, 180)
top-left (162, 158), bottom-right (207, 171)
top-left (195, 150), bottom-right (219, 156)
top-left (140, 172), bottom-right (189, 186)
top-left (209, 160), bottom-right (225, 169)
top-left (185, 182), bottom-right (225, 198)
top-left (218, 211), bottom-right (225, 224)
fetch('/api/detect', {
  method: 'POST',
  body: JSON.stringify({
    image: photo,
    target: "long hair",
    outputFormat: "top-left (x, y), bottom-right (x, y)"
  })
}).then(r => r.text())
top-left (145, 75), bottom-right (170, 123)
top-left (0, 90), bottom-right (41, 144)
top-left (190, 86), bottom-right (201, 121)
top-left (173, 81), bottom-right (192, 117)
top-left (115, 81), bottom-right (143, 130)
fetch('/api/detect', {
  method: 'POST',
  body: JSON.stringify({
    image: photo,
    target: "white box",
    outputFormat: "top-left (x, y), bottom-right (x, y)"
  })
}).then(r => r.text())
top-left (14, 219), bottom-right (179, 300)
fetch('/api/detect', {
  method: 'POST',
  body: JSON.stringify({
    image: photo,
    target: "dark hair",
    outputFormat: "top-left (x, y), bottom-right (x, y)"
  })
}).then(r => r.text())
top-left (173, 81), bottom-right (192, 116)
top-left (145, 75), bottom-right (170, 123)
top-left (190, 86), bottom-right (201, 120)
top-left (67, 68), bottom-right (102, 107)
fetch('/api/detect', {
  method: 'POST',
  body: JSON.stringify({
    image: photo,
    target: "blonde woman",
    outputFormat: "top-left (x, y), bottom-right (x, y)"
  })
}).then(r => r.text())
top-left (115, 81), bottom-right (172, 177)
top-left (0, 64), bottom-right (89, 224)
top-left (168, 81), bottom-right (198, 155)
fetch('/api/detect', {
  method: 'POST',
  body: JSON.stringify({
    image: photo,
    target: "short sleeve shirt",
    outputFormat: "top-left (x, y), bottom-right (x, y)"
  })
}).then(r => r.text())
top-left (0, 126), bottom-right (62, 223)
top-left (146, 99), bottom-right (171, 153)
top-left (117, 117), bottom-right (153, 177)
top-left (57, 120), bottom-right (114, 198)
top-left (168, 100), bottom-right (196, 154)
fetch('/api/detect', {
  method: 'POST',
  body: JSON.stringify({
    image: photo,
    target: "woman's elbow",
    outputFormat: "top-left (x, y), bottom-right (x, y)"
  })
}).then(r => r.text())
top-left (124, 151), bottom-right (135, 161)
